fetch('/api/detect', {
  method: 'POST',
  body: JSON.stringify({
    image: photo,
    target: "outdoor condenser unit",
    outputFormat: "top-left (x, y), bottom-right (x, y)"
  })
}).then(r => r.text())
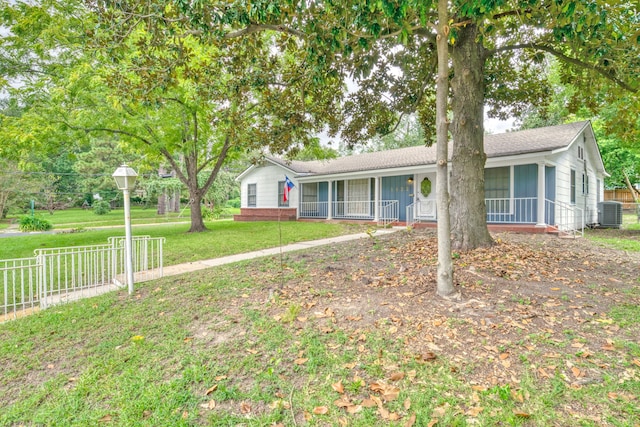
top-left (598, 201), bottom-right (623, 228)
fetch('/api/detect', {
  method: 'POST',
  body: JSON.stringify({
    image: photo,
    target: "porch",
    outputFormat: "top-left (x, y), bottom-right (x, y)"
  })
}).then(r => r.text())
top-left (299, 200), bottom-right (400, 227)
top-left (406, 197), bottom-right (585, 237)
top-left (298, 196), bottom-right (585, 236)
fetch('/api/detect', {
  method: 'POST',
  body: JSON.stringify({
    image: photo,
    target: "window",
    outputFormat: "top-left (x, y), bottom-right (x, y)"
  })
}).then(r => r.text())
top-left (277, 181), bottom-right (289, 207)
top-left (484, 167), bottom-right (510, 213)
top-left (302, 183), bottom-right (318, 203)
top-left (300, 183), bottom-right (318, 215)
top-left (586, 175), bottom-right (589, 195)
top-left (247, 183), bottom-right (257, 207)
top-left (578, 146), bottom-right (584, 160)
top-left (582, 173), bottom-right (589, 195)
top-left (484, 167), bottom-right (510, 199)
top-left (570, 170), bottom-right (576, 204)
top-left (346, 179), bottom-right (370, 216)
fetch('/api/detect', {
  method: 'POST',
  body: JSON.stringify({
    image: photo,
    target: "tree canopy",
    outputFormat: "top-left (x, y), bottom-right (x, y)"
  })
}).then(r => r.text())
top-left (1, 0), bottom-right (346, 231)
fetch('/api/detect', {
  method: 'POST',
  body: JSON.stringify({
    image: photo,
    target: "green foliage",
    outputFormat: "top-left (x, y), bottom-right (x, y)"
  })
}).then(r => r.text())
top-left (226, 198), bottom-right (241, 209)
top-left (18, 215), bottom-right (52, 232)
top-left (201, 205), bottom-right (224, 221)
top-left (92, 200), bottom-right (111, 215)
top-left (201, 170), bottom-right (238, 210)
top-left (599, 139), bottom-right (640, 190)
top-left (287, 138), bottom-right (340, 160)
top-left (73, 139), bottom-right (128, 200)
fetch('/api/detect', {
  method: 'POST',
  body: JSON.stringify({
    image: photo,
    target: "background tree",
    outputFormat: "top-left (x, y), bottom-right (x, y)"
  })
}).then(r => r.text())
top-left (73, 139), bottom-right (129, 205)
top-left (0, 160), bottom-right (23, 219)
top-left (515, 61), bottom-right (639, 198)
top-left (2, 0), bottom-right (345, 232)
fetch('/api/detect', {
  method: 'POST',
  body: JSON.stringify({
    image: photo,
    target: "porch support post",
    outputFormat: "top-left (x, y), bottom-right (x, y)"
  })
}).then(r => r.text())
top-left (327, 180), bottom-right (333, 220)
top-left (536, 162), bottom-right (546, 227)
top-left (374, 177), bottom-right (380, 222)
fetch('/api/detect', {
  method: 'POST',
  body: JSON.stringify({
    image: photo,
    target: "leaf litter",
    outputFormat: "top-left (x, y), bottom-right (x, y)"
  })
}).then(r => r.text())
top-left (230, 228), bottom-right (640, 424)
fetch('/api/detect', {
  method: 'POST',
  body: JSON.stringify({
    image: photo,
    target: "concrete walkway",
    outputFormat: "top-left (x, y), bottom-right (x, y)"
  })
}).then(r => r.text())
top-left (161, 228), bottom-right (402, 277)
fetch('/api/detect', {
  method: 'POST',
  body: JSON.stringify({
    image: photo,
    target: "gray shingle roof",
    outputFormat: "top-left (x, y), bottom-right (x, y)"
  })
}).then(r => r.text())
top-left (269, 121), bottom-right (589, 177)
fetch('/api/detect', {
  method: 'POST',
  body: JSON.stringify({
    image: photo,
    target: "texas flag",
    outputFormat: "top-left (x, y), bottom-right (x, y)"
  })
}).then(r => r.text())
top-left (283, 176), bottom-right (295, 203)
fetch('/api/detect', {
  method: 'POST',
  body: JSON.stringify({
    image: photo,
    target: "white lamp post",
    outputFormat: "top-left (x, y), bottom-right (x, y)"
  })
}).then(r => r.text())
top-left (112, 164), bottom-right (138, 294)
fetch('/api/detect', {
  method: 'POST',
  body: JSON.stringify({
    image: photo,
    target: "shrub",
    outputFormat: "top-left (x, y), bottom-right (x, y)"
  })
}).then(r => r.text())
top-left (18, 215), bottom-right (53, 232)
top-left (202, 206), bottom-right (225, 220)
top-left (226, 198), bottom-right (241, 208)
top-left (93, 200), bottom-right (112, 215)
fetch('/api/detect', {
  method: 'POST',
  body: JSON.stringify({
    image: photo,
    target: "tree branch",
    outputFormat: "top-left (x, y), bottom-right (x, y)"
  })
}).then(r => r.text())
top-left (201, 135), bottom-right (233, 194)
top-left (62, 122), bottom-right (155, 146)
top-left (224, 24), bottom-right (306, 39)
top-left (489, 43), bottom-right (637, 93)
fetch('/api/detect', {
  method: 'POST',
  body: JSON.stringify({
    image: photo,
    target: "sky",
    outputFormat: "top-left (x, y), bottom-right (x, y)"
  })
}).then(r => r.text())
top-left (485, 116), bottom-right (517, 134)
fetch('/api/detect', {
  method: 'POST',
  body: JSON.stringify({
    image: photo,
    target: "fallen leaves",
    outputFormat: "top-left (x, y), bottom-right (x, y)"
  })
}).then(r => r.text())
top-left (312, 406), bottom-right (329, 415)
top-left (332, 381), bottom-right (344, 394)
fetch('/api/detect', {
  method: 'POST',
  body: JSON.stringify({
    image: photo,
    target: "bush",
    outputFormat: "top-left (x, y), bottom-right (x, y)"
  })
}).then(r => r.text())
top-left (18, 215), bottom-right (53, 232)
top-left (202, 206), bottom-right (225, 220)
top-left (93, 200), bottom-right (111, 215)
top-left (226, 198), bottom-right (241, 209)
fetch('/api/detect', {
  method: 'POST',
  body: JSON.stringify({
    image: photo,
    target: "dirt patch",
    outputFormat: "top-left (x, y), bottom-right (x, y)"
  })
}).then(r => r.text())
top-left (247, 228), bottom-right (640, 388)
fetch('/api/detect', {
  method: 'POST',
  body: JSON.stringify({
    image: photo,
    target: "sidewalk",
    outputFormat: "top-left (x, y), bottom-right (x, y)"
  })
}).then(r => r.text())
top-left (161, 228), bottom-right (402, 277)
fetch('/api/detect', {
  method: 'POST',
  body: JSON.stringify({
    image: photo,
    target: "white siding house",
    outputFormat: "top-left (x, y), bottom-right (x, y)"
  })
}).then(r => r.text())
top-left (236, 121), bottom-right (608, 233)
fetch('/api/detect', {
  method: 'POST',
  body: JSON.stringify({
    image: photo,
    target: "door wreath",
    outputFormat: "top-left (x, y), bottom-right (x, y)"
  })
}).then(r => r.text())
top-left (420, 177), bottom-right (432, 197)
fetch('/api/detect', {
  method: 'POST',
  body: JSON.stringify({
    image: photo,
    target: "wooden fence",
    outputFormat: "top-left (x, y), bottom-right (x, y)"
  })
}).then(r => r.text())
top-left (604, 189), bottom-right (639, 209)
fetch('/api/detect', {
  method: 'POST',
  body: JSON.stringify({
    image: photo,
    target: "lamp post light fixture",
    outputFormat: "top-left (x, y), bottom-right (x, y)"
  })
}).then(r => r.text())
top-left (112, 164), bottom-right (138, 294)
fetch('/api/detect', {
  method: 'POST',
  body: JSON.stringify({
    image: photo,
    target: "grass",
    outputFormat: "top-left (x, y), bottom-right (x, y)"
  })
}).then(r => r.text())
top-left (0, 220), bottom-right (361, 265)
top-left (1, 207), bottom-right (242, 229)
top-left (585, 213), bottom-right (640, 252)
top-left (1, 254), bottom-right (638, 426)
top-left (1, 211), bottom-right (640, 425)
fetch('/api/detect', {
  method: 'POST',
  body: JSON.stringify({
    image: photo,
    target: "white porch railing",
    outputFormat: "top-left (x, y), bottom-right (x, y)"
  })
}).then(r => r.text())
top-left (2, 236), bottom-right (164, 322)
top-left (332, 200), bottom-right (375, 219)
top-left (299, 201), bottom-right (328, 218)
top-left (299, 200), bottom-right (399, 225)
top-left (485, 197), bottom-right (538, 223)
top-left (546, 199), bottom-right (584, 237)
top-left (406, 199), bottom-right (437, 227)
top-left (378, 200), bottom-right (399, 227)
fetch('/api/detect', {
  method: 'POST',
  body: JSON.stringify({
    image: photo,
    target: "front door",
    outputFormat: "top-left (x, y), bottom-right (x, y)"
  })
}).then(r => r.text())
top-left (381, 175), bottom-right (413, 221)
top-left (415, 173), bottom-right (437, 219)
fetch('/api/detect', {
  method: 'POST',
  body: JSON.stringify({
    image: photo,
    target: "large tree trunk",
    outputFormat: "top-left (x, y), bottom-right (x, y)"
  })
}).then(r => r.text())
top-left (188, 192), bottom-right (207, 233)
top-left (449, 24), bottom-right (493, 251)
top-left (435, 0), bottom-right (454, 296)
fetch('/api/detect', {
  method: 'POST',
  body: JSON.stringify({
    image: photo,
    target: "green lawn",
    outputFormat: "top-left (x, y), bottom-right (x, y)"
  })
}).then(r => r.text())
top-left (586, 213), bottom-right (640, 252)
top-left (1, 232), bottom-right (638, 426)
top-left (0, 220), bottom-right (362, 265)
top-left (1, 207), bottom-right (243, 229)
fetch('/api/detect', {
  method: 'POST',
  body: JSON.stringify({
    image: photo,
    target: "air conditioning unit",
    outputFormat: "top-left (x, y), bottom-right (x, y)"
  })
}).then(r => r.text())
top-left (598, 201), bottom-right (623, 228)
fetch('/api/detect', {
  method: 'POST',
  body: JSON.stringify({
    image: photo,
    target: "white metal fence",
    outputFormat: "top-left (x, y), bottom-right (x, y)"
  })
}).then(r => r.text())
top-left (1, 258), bottom-right (41, 322)
top-left (1, 236), bottom-right (164, 322)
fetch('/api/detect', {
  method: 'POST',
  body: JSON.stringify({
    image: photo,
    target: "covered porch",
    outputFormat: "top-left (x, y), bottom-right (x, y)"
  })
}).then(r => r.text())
top-left (406, 196), bottom-right (585, 236)
top-left (297, 174), bottom-right (414, 226)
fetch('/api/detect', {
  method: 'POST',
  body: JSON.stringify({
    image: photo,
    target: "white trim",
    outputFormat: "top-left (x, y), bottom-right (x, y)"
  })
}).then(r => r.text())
top-left (236, 158), bottom-right (299, 182)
